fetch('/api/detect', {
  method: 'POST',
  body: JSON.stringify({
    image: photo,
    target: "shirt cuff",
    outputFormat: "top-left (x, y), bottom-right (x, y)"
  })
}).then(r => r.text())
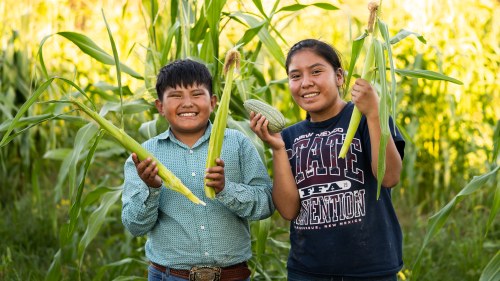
top-left (145, 185), bottom-right (162, 202)
top-left (216, 182), bottom-right (239, 203)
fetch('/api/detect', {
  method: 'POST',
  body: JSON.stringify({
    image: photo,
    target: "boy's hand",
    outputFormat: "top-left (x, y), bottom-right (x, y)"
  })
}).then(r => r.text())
top-left (132, 153), bottom-right (163, 188)
top-left (205, 158), bottom-right (225, 194)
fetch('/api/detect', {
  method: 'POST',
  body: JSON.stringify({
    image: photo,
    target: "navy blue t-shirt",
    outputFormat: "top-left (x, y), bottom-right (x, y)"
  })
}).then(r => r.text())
top-left (282, 102), bottom-right (405, 278)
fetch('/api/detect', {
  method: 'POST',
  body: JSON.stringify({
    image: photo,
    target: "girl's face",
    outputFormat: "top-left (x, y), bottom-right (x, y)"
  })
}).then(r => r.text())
top-left (287, 49), bottom-right (345, 122)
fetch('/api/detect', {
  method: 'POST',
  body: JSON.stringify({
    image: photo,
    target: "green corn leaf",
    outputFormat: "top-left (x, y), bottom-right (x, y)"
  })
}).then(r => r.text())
top-left (412, 166), bottom-right (500, 278)
top-left (479, 250), bottom-right (500, 281)
top-left (0, 78), bottom-right (54, 146)
top-left (374, 39), bottom-right (389, 199)
top-left (312, 2), bottom-right (340, 10)
top-left (37, 32), bottom-right (142, 79)
top-left (78, 188), bottom-right (122, 262)
top-left (256, 217), bottom-right (272, 259)
top-left (68, 129), bottom-right (104, 237)
top-left (102, 9), bottom-right (124, 128)
top-left (236, 21), bottom-right (266, 46)
top-left (66, 123), bottom-right (100, 202)
top-left (277, 3), bottom-right (339, 12)
top-left (0, 112), bottom-right (75, 147)
top-left (378, 18), bottom-right (397, 131)
top-left (394, 68), bottom-right (463, 84)
top-left (389, 29), bottom-right (427, 45)
top-left (251, 0), bottom-right (266, 16)
top-left (233, 12), bottom-right (285, 67)
top-left (45, 249), bottom-right (62, 281)
top-left (344, 32), bottom-right (368, 94)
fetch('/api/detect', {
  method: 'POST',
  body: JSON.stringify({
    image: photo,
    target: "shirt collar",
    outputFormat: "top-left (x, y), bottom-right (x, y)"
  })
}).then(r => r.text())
top-left (156, 121), bottom-right (213, 148)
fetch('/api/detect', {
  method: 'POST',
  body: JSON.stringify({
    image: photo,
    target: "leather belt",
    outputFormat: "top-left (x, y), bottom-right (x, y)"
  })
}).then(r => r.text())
top-left (150, 261), bottom-right (251, 281)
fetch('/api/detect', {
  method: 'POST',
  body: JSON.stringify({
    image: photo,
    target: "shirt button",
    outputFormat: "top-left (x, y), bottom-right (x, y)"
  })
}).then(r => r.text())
top-left (200, 225), bottom-right (205, 230)
top-left (204, 252), bottom-right (209, 256)
top-left (189, 150), bottom-right (194, 154)
top-left (191, 172), bottom-right (196, 177)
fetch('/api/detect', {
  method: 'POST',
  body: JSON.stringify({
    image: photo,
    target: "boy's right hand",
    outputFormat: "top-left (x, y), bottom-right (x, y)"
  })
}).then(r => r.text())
top-left (132, 153), bottom-right (163, 188)
top-left (249, 112), bottom-right (286, 152)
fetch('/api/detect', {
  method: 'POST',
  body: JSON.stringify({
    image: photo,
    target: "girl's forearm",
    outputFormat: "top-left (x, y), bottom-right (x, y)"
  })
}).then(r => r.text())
top-left (271, 146), bottom-right (301, 220)
top-left (366, 115), bottom-right (402, 187)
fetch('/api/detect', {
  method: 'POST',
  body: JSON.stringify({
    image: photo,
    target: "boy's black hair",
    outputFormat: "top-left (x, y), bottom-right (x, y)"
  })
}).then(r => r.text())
top-left (155, 59), bottom-right (213, 100)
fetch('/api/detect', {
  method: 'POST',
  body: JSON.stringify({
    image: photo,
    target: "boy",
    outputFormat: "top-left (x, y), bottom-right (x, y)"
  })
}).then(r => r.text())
top-left (121, 59), bottom-right (274, 281)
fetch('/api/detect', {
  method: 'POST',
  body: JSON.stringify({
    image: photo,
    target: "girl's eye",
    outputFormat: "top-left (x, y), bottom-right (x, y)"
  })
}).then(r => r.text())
top-left (312, 69), bottom-right (322, 75)
top-left (289, 74), bottom-right (300, 80)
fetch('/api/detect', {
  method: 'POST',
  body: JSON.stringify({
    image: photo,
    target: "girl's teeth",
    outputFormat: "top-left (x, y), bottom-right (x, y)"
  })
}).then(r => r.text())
top-left (304, 93), bottom-right (318, 98)
top-left (180, 113), bottom-right (196, 116)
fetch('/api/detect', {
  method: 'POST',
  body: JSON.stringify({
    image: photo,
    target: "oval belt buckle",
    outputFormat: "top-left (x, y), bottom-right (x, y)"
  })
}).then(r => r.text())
top-left (189, 266), bottom-right (221, 281)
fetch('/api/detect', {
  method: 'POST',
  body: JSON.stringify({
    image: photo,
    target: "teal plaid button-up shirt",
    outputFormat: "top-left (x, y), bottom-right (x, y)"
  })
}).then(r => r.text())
top-left (121, 123), bottom-right (274, 269)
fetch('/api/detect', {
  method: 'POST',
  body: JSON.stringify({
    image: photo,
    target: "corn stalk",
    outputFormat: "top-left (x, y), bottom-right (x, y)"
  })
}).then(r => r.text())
top-left (204, 48), bottom-right (241, 198)
top-left (338, 0), bottom-right (462, 199)
top-left (0, 76), bottom-right (205, 206)
top-left (339, 1), bottom-right (388, 199)
top-left (70, 99), bottom-right (205, 206)
top-left (339, 1), bottom-right (379, 159)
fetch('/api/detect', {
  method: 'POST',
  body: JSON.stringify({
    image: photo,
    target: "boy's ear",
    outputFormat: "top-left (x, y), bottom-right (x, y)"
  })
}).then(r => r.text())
top-left (210, 95), bottom-right (218, 110)
top-left (155, 99), bottom-right (164, 116)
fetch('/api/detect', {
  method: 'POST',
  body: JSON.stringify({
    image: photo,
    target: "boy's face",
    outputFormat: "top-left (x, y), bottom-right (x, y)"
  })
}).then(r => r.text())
top-left (155, 84), bottom-right (216, 140)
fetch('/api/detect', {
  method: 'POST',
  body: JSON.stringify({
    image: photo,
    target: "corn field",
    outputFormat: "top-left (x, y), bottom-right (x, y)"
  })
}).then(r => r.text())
top-left (0, 0), bottom-right (499, 280)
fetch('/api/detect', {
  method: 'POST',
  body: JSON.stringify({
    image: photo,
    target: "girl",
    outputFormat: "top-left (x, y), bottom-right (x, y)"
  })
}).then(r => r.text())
top-left (250, 39), bottom-right (405, 281)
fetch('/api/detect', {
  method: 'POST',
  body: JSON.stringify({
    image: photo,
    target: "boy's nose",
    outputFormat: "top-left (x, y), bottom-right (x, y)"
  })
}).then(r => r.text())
top-left (181, 96), bottom-right (194, 106)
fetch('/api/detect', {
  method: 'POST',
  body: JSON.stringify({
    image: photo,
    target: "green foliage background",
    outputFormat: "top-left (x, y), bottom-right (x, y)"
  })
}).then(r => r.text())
top-left (0, 0), bottom-right (498, 280)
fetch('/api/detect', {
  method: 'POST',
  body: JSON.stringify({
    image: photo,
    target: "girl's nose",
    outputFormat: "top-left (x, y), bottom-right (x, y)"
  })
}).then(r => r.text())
top-left (301, 75), bottom-right (314, 88)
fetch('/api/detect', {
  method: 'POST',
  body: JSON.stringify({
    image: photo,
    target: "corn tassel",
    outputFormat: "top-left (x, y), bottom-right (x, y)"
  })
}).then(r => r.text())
top-left (204, 48), bottom-right (241, 199)
top-left (339, 1), bottom-right (379, 159)
top-left (71, 99), bottom-right (206, 206)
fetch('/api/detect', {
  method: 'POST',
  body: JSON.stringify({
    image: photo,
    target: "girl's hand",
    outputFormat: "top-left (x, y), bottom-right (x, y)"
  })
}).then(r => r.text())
top-left (249, 112), bottom-right (286, 151)
top-left (205, 158), bottom-right (225, 193)
top-left (351, 78), bottom-right (379, 118)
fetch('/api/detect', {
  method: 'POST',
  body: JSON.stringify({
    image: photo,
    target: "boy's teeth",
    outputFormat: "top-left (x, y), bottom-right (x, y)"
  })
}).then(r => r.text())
top-left (179, 113), bottom-right (196, 117)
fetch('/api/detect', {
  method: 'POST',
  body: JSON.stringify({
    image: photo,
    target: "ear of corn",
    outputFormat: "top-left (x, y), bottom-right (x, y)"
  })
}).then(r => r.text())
top-left (339, 1), bottom-right (379, 159)
top-left (71, 99), bottom-right (206, 206)
top-left (243, 99), bottom-right (286, 133)
top-left (204, 48), bottom-right (241, 199)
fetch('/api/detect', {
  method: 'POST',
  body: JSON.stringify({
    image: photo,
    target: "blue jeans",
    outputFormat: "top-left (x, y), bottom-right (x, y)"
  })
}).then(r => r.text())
top-left (148, 265), bottom-right (251, 281)
top-left (288, 270), bottom-right (397, 281)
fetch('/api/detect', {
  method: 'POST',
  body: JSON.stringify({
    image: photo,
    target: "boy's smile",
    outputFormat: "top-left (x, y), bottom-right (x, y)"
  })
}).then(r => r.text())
top-left (155, 84), bottom-right (217, 145)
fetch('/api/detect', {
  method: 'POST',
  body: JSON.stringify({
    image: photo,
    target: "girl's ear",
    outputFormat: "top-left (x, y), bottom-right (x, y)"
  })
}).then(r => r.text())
top-left (335, 68), bottom-right (345, 86)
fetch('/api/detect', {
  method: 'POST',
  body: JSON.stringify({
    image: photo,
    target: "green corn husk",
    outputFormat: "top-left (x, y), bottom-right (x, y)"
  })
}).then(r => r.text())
top-left (204, 48), bottom-right (241, 199)
top-left (71, 99), bottom-right (206, 206)
top-left (339, 1), bottom-right (379, 159)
